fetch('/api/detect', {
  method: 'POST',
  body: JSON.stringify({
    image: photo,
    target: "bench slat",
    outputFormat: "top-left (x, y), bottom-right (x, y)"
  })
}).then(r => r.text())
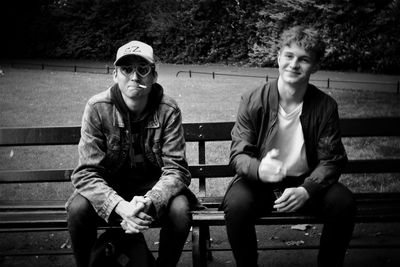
top-left (0, 200), bottom-right (66, 210)
top-left (340, 117), bottom-right (400, 137)
top-left (1, 193), bottom-right (399, 228)
top-left (1, 192), bottom-right (399, 211)
top-left (192, 212), bottom-right (400, 225)
top-left (343, 159), bottom-right (400, 173)
top-left (1, 118), bottom-right (399, 147)
top-left (2, 201), bottom-right (399, 231)
top-left (0, 169), bottom-right (73, 183)
top-left (1, 159), bottom-right (399, 183)
top-left (183, 122), bottom-right (234, 141)
top-left (0, 126), bottom-right (81, 146)
top-left (0, 211), bottom-right (67, 229)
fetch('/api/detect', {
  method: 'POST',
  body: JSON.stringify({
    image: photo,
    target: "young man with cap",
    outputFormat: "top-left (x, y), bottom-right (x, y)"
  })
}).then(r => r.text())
top-left (222, 26), bottom-right (356, 267)
top-left (66, 40), bottom-right (197, 267)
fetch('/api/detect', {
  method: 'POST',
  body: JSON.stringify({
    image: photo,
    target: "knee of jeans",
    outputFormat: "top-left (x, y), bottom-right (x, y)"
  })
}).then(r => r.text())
top-left (67, 194), bottom-right (94, 223)
top-left (341, 195), bottom-right (356, 218)
top-left (223, 195), bottom-right (255, 219)
top-left (167, 195), bottom-right (191, 228)
top-left (325, 188), bottom-right (356, 219)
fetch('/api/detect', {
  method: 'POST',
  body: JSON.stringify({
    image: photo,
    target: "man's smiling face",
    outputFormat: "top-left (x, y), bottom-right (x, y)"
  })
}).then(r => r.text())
top-left (277, 43), bottom-right (319, 86)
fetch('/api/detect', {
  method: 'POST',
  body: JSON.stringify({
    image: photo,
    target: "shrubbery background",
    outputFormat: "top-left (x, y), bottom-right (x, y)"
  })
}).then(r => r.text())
top-left (1, 0), bottom-right (399, 73)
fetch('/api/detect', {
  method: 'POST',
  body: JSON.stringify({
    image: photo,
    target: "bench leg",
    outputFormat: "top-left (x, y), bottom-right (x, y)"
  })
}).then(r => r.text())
top-left (192, 225), bottom-right (208, 267)
top-left (204, 225), bottom-right (213, 261)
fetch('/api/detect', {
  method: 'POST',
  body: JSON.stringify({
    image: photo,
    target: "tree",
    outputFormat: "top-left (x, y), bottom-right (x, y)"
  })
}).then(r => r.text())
top-left (249, 0), bottom-right (400, 73)
top-left (1, 0), bottom-right (398, 73)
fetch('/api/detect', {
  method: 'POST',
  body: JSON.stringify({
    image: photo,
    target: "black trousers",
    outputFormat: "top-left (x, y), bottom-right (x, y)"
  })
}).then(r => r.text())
top-left (67, 193), bottom-right (191, 267)
top-left (221, 178), bottom-right (356, 267)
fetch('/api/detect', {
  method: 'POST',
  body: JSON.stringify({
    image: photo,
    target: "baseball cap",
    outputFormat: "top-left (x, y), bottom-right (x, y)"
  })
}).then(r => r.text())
top-left (114, 40), bottom-right (154, 65)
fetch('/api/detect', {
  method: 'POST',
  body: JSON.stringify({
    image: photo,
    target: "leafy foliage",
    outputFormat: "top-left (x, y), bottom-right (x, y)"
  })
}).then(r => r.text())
top-left (0, 0), bottom-right (399, 73)
top-left (250, 0), bottom-right (400, 73)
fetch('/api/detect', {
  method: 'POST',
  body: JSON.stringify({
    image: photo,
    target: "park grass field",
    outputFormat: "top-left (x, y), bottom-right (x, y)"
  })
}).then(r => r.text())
top-left (0, 65), bottom-right (399, 200)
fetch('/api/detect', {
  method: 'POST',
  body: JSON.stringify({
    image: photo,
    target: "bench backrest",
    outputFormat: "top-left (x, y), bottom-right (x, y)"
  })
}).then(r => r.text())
top-left (1, 118), bottom-right (400, 197)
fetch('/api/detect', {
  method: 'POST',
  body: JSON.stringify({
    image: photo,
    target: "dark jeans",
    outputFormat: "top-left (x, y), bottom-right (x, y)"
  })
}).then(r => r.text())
top-left (67, 193), bottom-right (191, 267)
top-left (221, 178), bottom-right (356, 267)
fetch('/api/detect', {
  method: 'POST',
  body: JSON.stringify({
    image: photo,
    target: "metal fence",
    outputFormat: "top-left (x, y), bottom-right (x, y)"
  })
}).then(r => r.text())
top-left (3, 62), bottom-right (399, 94)
top-left (176, 70), bottom-right (400, 94)
top-left (7, 61), bottom-right (115, 74)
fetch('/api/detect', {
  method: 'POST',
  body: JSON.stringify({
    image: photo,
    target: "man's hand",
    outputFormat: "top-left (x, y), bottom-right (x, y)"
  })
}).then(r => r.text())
top-left (258, 149), bottom-right (287, 183)
top-left (115, 199), bottom-right (144, 219)
top-left (132, 196), bottom-right (153, 214)
top-left (273, 187), bottom-right (309, 212)
top-left (115, 197), bottom-right (153, 234)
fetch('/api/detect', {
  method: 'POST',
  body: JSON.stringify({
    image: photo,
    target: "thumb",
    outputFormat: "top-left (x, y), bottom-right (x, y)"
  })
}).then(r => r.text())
top-left (132, 201), bottom-right (145, 215)
top-left (131, 196), bottom-right (147, 204)
top-left (267, 148), bottom-right (279, 159)
top-left (275, 188), bottom-right (290, 204)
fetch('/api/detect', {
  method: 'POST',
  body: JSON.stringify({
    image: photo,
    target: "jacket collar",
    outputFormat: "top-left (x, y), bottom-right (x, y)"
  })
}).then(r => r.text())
top-left (268, 77), bottom-right (316, 117)
top-left (113, 106), bottom-right (160, 128)
top-left (113, 106), bottom-right (125, 128)
top-left (268, 79), bottom-right (279, 119)
top-left (300, 84), bottom-right (317, 117)
top-left (111, 83), bottom-right (163, 129)
top-left (113, 105), bottom-right (160, 129)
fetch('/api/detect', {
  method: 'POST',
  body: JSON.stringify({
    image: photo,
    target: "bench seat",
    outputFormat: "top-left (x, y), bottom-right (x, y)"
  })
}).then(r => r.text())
top-left (1, 193), bottom-right (400, 232)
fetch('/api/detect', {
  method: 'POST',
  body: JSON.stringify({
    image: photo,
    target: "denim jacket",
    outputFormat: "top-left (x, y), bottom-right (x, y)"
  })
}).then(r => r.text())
top-left (229, 79), bottom-right (348, 197)
top-left (66, 84), bottom-right (195, 222)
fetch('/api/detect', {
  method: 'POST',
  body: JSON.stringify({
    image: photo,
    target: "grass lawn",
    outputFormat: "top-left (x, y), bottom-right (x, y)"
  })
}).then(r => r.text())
top-left (0, 65), bottom-right (399, 200)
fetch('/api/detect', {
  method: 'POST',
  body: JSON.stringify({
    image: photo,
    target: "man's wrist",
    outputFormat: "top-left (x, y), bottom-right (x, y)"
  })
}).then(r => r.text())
top-left (143, 195), bottom-right (155, 215)
top-left (298, 186), bottom-right (310, 199)
top-left (114, 200), bottom-right (127, 217)
top-left (143, 195), bottom-right (152, 205)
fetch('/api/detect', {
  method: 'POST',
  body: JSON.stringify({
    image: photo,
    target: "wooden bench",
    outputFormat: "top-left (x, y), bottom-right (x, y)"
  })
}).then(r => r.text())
top-left (1, 118), bottom-right (400, 266)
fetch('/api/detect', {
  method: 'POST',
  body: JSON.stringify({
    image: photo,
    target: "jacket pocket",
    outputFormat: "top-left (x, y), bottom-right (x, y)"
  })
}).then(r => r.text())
top-left (145, 141), bottom-right (164, 167)
top-left (106, 134), bottom-right (124, 165)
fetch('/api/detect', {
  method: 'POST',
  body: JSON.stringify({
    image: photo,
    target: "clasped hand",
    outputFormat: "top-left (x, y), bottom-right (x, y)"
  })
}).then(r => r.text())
top-left (115, 196), bottom-right (154, 234)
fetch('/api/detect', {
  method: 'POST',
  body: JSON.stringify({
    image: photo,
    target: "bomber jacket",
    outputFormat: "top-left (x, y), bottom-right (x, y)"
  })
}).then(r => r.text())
top-left (66, 83), bottom-right (195, 222)
top-left (230, 79), bottom-right (348, 197)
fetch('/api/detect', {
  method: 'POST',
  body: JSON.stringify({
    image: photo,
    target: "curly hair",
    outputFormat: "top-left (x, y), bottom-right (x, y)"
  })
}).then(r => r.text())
top-left (279, 26), bottom-right (326, 62)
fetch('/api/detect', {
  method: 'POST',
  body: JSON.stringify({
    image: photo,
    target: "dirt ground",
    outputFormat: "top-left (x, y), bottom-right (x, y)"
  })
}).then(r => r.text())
top-left (1, 223), bottom-right (399, 267)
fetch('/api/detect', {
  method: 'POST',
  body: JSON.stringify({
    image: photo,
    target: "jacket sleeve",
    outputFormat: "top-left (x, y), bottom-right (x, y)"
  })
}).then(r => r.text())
top-left (144, 108), bottom-right (192, 218)
top-left (302, 102), bottom-right (348, 197)
top-left (229, 92), bottom-right (261, 182)
top-left (71, 102), bottom-right (124, 222)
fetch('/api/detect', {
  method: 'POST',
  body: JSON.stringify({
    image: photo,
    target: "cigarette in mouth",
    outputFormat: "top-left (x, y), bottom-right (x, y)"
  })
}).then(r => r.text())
top-left (138, 84), bottom-right (147, 88)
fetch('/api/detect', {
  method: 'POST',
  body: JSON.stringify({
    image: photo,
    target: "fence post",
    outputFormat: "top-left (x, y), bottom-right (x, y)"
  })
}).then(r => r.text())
top-left (41, 64), bottom-right (44, 70)
top-left (189, 70), bottom-right (192, 78)
top-left (212, 72), bottom-right (215, 79)
top-left (106, 66), bottom-right (109, 74)
top-left (327, 78), bottom-right (330, 89)
top-left (266, 75), bottom-right (268, 82)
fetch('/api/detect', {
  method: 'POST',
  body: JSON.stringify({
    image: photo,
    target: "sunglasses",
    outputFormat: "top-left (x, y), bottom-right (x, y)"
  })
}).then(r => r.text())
top-left (118, 64), bottom-right (153, 78)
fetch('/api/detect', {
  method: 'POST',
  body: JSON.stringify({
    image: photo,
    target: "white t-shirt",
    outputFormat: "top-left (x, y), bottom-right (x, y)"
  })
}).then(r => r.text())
top-left (266, 102), bottom-right (309, 176)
